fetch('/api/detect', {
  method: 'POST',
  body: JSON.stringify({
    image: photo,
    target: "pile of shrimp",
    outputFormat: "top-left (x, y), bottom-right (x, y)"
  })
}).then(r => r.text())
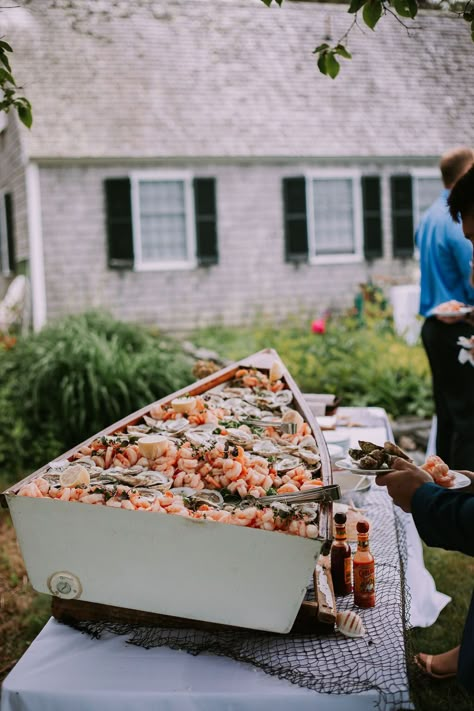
top-left (421, 455), bottom-right (456, 487)
top-left (17, 480), bottom-right (319, 539)
top-left (232, 368), bottom-right (285, 392)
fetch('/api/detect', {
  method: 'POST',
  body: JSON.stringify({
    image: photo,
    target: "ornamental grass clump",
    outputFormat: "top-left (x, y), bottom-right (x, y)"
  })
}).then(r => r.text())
top-left (0, 312), bottom-right (193, 487)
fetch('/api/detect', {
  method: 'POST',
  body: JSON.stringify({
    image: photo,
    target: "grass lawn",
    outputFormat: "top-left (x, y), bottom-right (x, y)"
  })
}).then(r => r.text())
top-left (0, 504), bottom-right (473, 709)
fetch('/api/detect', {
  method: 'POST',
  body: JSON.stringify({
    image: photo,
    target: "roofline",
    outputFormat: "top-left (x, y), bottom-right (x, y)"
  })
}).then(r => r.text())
top-left (30, 154), bottom-right (440, 167)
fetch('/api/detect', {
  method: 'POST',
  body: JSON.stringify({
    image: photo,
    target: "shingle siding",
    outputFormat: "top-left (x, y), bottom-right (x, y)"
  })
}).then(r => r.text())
top-left (39, 162), bottom-right (415, 329)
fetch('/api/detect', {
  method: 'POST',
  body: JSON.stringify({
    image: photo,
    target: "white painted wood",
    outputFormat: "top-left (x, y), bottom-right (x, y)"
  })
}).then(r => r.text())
top-left (25, 162), bottom-right (47, 330)
top-left (7, 494), bottom-right (322, 633)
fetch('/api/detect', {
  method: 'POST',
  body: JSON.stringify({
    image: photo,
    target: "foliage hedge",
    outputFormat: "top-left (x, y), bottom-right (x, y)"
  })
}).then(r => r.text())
top-left (0, 312), bottom-right (194, 487)
top-left (192, 311), bottom-right (434, 421)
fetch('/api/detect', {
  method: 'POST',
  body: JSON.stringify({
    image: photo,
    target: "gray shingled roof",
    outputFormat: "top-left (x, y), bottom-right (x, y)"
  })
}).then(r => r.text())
top-left (5, 0), bottom-right (474, 159)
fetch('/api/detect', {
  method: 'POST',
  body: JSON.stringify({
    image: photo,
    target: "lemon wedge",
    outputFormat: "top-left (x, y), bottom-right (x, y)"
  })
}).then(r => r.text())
top-left (59, 464), bottom-right (90, 488)
top-left (269, 360), bottom-right (284, 382)
top-left (171, 396), bottom-right (196, 414)
top-left (282, 409), bottom-right (304, 428)
top-left (137, 434), bottom-right (169, 460)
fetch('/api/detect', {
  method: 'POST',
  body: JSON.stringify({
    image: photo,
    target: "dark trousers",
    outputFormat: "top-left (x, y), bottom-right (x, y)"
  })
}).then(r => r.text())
top-left (422, 317), bottom-right (474, 470)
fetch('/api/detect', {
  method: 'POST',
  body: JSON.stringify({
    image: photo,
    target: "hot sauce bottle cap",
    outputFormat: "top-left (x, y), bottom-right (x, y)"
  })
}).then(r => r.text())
top-left (356, 520), bottom-right (370, 534)
top-left (334, 512), bottom-right (347, 525)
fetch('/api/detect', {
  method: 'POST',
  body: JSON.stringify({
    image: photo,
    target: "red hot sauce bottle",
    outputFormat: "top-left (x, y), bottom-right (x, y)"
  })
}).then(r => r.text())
top-left (353, 519), bottom-right (375, 608)
top-left (330, 512), bottom-right (352, 596)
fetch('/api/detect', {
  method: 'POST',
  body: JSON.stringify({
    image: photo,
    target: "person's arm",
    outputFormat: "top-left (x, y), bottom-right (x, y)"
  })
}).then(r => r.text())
top-left (375, 459), bottom-right (474, 556)
top-left (411, 483), bottom-right (474, 556)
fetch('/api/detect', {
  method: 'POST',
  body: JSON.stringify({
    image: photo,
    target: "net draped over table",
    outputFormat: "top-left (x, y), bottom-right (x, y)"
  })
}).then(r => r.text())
top-left (66, 488), bottom-right (411, 710)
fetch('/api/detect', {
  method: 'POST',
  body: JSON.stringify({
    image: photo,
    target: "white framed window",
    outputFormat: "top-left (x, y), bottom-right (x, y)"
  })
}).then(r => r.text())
top-left (0, 191), bottom-right (10, 276)
top-left (412, 169), bottom-right (442, 226)
top-left (306, 171), bottom-right (363, 264)
top-left (131, 171), bottom-right (197, 271)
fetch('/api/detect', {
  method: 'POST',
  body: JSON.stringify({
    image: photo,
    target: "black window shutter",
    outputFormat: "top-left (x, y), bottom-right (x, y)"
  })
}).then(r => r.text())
top-left (361, 176), bottom-right (383, 260)
top-left (283, 177), bottom-right (308, 263)
top-left (194, 178), bottom-right (218, 266)
top-left (4, 193), bottom-right (16, 272)
top-left (104, 178), bottom-right (134, 269)
top-left (391, 175), bottom-right (414, 258)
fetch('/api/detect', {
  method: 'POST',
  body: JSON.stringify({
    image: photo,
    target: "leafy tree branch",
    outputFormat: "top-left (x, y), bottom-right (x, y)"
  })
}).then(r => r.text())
top-left (261, 0), bottom-right (474, 77)
top-left (0, 39), bottom-right (31, 127)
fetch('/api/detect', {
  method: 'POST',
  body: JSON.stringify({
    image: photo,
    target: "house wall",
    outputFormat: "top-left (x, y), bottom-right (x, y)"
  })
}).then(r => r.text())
top-left (38, 161), bottom-right (423, 331)
top-left (0, 114), bottom-right (28, 298)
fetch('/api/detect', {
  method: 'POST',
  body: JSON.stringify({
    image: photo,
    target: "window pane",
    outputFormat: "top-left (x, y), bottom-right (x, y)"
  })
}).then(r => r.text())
top-left (416, 177), bottom-right (442, 220)
top-left (138, 180), bottom-right (188, 262)
top-left (312, 179), bottom-right (355, 255)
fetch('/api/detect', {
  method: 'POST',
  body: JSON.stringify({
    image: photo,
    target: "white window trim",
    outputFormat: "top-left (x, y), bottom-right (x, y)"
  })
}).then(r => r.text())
top-left (410, 168), bottom-right (442, 228)
top-left (0, 189), bottom-right (10, 277)
top-left (305, 170), bottom-right (363, 265)
top-left (130, 170), bottom-right (197, 272)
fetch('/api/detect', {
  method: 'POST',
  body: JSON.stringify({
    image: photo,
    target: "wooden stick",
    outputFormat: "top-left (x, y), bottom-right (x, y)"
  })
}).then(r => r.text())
top-left (315, 552), bottom-right (337, 625)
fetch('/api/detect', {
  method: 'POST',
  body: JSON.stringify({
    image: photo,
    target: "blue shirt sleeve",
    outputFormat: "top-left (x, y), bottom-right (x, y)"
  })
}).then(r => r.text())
top-left (412, 482), bottom-right (474, 556)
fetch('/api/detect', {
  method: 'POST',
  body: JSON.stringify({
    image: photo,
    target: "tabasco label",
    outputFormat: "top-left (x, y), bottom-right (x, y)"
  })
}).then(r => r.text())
top-left (353, 561), bottom-right (375, 608)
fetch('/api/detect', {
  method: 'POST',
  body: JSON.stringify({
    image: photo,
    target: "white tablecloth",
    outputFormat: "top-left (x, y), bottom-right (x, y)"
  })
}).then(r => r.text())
top-left (2, 407), bottom-right (450, 711)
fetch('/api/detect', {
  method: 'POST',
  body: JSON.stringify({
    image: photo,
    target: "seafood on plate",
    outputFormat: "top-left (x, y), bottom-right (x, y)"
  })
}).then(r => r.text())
top-left (421, 455), bottom-right (456, 488)
top-left (17, 365), bottom-right (325, 538)
top-left (347, 440), bottom-right (412, 470)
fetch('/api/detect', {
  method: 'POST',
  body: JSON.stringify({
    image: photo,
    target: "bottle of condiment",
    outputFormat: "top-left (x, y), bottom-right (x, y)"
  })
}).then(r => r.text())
top-left (353, 519), bottom-right (375, 608)
top-left (330, 512), bottom-right (352, 596)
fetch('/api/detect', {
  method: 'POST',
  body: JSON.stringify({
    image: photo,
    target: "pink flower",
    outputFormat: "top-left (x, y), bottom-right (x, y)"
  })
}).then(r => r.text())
top-left (311, 318), bottom-right (326, 334)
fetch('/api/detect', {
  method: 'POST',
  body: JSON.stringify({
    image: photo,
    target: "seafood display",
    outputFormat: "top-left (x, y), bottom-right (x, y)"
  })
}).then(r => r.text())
top-left (347, 441), bottom-right (412, 471)
top-left (17, 366), bottom-right (326, 539)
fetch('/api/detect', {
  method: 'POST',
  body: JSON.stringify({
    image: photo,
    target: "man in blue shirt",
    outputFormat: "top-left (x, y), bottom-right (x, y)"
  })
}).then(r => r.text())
top-left (416, 147), bottom-right (474, 470)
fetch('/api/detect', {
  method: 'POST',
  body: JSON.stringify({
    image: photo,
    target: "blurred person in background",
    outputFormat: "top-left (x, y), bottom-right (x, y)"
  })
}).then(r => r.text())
top-left (417, 147), bottom-right (474, 470)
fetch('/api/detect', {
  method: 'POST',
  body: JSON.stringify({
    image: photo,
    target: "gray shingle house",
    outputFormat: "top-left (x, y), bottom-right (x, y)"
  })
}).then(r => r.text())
top-left (0, 0), bottom-right (473, 331)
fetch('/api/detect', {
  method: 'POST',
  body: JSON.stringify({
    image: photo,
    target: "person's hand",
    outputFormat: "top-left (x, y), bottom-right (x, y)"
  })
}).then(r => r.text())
top-left (375, 457), bottom-right (432, 513)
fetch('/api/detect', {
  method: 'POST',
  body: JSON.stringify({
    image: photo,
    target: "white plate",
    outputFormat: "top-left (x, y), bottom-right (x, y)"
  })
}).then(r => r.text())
top-left (444, 470), bottom-right (471, 489)
top-left (432, 306), bottom-right (473, 318)
top-left (335, 460), bottom-right (471, 489)
top-left (335, 459), bottom-right (394, 476)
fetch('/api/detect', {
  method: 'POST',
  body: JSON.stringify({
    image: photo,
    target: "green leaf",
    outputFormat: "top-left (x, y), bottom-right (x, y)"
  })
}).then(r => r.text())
top-left (334, 43), bottom-right (352, 59)
top-left (317, 51), bottom-right (328, 75)
top-left (348, 0), bottom-right (367, 13)
top-left (463, 10), bottom-right (473, 21)
top-left (363, 0), bottom-right (383, 29)
top-left (392, 0), bottom-right (417, 19)
top-left (325, 52), bottom-right (340, 79)
top-left (313, 43), bottom-right (330, 54)
top-left (0, 51), bottom-right (11, 72)
top-left (0, 41), bottom-right (13, 53)
top-left (260, 0), bottom-right (272, 5)
top-left (0, 67), bottom-right (15, 86)
top-left (17, 103), bottom-right (32, 129)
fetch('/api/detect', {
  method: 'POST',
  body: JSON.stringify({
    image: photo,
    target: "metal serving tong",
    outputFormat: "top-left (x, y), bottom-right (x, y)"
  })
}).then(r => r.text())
top-left (240, 418), bottom-right (298, 435)
top-left (257, 484), bottom-right (341, 506)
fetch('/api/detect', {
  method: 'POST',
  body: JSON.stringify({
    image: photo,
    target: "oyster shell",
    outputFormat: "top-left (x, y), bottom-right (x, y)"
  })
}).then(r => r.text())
top-left (226, 429), bottom-right (254, 447)
top-left (185, 430), bottom-right (214, 447)
top-left (128, 424), bottom-right (152, 436)
top-left (275, 456), bottom-right (300, 472)
top-left (163, 419), bottom-right (191, 435)
top-left (299, 435), bottom-right (318, 453)
top-left (190, 489), bottom-right (224, 508)
top-left (253, 440), bottom-right (281, 457)
top-left (273, 390), bottom-right (293, 407)
top-left (298, 448), bottom-right (321, 466)
top-left (336, 610), bottom-right (366, 638)
top-left (143, 415), bottom-right (163, 429)
top-left (171, 487), bottom-right (197, 498)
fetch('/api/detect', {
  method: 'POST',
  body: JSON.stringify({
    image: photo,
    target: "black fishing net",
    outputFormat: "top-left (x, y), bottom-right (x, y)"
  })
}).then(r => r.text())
top-left (64, 486), bottom-right (412, 710)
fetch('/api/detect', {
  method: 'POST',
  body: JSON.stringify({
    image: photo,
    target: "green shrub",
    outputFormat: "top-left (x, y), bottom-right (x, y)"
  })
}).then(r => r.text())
top-left (192, 312), bottom-right (433, 420)
top-left (0, 312), bottom-right (193, 488)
